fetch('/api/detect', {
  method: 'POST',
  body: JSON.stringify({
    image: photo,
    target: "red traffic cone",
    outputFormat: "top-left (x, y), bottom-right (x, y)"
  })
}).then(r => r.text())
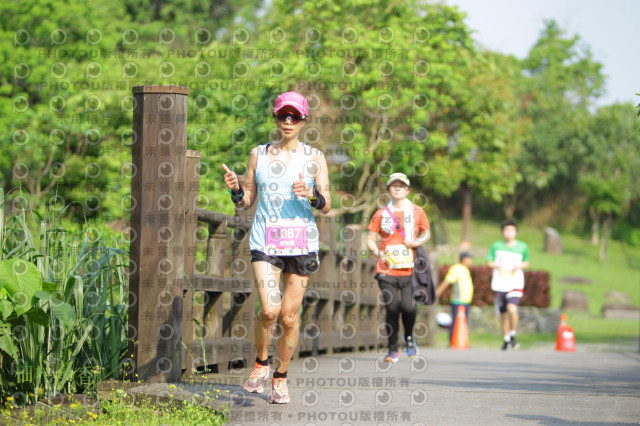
top-left (555, 314), bottom-right (575, 352)
top-left (451, 305), bottom-right (469, 350)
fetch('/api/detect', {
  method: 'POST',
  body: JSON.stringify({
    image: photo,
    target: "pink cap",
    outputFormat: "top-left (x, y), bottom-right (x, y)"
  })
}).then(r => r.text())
top-left (273, 91), bottom-right (309, 117)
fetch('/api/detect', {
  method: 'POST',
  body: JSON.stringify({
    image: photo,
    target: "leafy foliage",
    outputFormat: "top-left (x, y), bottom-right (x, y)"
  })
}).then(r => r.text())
top-left (1, 1), bottom-right (637, 236)
top-left (0, 191), bottom-right (128, 405)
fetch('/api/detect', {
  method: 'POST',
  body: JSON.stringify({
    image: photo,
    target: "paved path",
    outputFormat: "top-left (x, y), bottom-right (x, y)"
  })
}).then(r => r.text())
top-left (190, 348), bottom-right (640, 425)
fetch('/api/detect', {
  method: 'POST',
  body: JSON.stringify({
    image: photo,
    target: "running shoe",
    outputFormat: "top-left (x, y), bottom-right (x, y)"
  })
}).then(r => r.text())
top-left (243, 362), bottom-right (270, 393)
top-left (405, 336), bottom-right (418, 358)
top-left (501, 338), bottom-right (510, 351)
top-left (385, 351), bottom-right (399, 362)
top-left (509, 336), bottom-right (520, 350)
top-left (269, 377), bottom-right (290, 404)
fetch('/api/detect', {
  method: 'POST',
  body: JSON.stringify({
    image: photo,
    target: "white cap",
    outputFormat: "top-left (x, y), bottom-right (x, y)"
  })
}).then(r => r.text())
top-left (386, 172), bottom-right (410, 187)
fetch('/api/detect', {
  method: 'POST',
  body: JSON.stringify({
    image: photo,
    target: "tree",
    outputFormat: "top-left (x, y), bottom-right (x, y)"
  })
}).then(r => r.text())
top-left (231, 0), bottom-right (528, 236)
top-left (440, 50), bottom-right (525, 242)
top-left (0, 0), bottom-right (261, 222)
top-left (580, 103), bottom-right (640, 261)
top-left (0, 0), bottom-right (130, 220)
top-left (506, 20), bottom-right (605, 220)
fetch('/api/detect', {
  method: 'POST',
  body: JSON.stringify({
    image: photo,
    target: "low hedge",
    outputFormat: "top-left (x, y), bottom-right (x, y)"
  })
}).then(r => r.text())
top-left (437, 265), bottom-right (550, 308)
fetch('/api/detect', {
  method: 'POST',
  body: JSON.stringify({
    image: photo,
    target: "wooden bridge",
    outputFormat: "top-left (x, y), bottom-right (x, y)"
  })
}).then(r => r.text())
top-left (126, 85), bottom-right (437, 383)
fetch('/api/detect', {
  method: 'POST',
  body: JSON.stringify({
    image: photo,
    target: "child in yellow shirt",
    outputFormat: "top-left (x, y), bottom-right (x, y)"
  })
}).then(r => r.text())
top-left (436, 252), bottom-right (474, 345)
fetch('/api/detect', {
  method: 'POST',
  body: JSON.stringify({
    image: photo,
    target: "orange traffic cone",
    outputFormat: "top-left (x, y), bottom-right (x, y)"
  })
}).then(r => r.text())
top-left (450, 305), bottom-right (469, 350)
top-left (555, 314), bottom-right (576, 352)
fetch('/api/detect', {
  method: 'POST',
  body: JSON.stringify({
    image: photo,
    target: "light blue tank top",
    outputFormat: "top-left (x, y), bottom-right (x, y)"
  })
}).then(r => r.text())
top-left (248, 142), bottom-right (320, 255)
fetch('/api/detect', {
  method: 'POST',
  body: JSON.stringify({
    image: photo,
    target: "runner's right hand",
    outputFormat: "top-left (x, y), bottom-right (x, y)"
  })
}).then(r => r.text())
top-left (222, 164), bottom-right (239, 191)
top-left (378, 250), bottom-right (388, 261)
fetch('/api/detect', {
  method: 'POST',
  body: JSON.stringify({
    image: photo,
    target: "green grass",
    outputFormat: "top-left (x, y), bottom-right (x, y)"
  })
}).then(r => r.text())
top-left (436, 218), bottom-right (640, 314)
top-left (436, 311), bottom-right (639, 350)
top-left (567, 312), bottom-right (639, 344)
top-left (436, 329), bottom-right (557, 350)
top-left (2, 391), bottom-right (227, 425)
top-left (432, 217), bottom-right (640, 349)
top-left (92, 398), bottom-right (227, 425)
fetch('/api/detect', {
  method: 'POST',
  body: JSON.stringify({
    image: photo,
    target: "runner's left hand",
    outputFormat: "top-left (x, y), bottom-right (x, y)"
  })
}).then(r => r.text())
top-left (404, 238), bottom-right (420, 248)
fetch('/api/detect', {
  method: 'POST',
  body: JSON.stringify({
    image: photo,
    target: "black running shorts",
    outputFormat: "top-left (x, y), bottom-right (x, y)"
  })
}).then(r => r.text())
top-left (494, 291), bottom-right (522, 314)
top-left (250, 250), bottom-right (320, 275)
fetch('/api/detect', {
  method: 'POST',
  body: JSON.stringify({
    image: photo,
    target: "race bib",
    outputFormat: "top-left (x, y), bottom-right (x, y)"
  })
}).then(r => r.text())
top-left (385, 244), bottom-right (414, 269)
top-left (491, 250), bottom-right (525, 291)
top-left (266, 218), bottom-right (309, 255)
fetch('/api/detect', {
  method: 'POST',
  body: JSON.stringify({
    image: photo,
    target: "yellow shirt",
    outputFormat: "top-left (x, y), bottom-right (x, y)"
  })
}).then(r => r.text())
top-left (444, 263), bottom-right (474, 304)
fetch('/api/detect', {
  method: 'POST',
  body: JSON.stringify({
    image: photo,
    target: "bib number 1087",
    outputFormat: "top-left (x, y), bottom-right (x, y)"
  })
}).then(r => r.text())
top-left (266, 223), bottom-right (308, 255)
top-left (270, 227), bottom-right (302, 240)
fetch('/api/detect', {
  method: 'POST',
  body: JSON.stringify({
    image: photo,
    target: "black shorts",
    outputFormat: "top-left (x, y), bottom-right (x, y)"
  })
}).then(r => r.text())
top-left (494, 291), bottom-right (522, 314)
top-left (250, 250), bottom-right (320, 275)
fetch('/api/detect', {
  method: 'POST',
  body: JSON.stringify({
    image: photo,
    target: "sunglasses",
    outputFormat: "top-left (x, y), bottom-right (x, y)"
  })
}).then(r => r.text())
top-left (274, 112), bottom-right (306, 123)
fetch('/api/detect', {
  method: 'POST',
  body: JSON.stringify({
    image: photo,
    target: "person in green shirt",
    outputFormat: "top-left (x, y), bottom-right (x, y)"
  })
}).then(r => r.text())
top-left (487, 220), bottom-right (530, 350)
top-left (436, 252), bottom-right (474, 345)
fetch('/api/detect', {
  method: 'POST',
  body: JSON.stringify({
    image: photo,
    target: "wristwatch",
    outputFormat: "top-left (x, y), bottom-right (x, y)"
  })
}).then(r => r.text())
top-left (308, 188), bottom-right (318, 207)
top-left (229, 188), bottom-right (244, 203)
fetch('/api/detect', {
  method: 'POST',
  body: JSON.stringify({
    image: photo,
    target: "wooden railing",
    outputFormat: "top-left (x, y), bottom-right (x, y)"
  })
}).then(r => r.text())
top-left (181, 201), bottom-right (256, 375)
top-left (128, 85), bottom-right (437, 383)
top-left (180, 195), bottom-right (393, 375)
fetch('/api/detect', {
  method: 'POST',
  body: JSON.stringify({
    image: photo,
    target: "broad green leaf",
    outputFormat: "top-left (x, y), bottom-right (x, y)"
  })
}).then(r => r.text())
top-left (35, 290), bottom-right (75, 331)
top-left (34, 290), bottom-right (52, 300)
top-left (48, 297), bottom-right (75, 331)
top-left (42, 281), bottom-right (58, 294)
top-left (0, 322), bottom-right (19, 360)
top-left (0, 299), bottom-right (12, 318)
top-left (0, 259), bottom-right (42, 316)
top-left (24, 307), bottom-right (50, 327)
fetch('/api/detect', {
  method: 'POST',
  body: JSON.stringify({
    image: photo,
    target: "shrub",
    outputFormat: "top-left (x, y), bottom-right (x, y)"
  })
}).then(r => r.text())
top-left (438, 265), bottom-right (551, 308)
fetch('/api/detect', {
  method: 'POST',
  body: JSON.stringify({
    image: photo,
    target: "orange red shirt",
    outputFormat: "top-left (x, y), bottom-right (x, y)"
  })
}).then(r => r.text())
top-left (367, 206), bottom-right (430, 276)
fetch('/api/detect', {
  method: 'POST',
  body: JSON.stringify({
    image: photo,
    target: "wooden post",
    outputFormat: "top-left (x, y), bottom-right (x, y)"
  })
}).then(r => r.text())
top-left (425, 249), bottom-right (438, 347)
top-left (316, 212), bottom-right (338, 354)
top-left (129, 85), bottom-right (189, 383)
top-left (341, 224), bottom-right (361, 351)
top-left (181, 150), bottom-right (200, 377)
top-left (204, 220), bottom-right (227, 344)
top-left (359, 256), bottom-right (381, 352)
top-left (229, 176), bottom-right (256, 369)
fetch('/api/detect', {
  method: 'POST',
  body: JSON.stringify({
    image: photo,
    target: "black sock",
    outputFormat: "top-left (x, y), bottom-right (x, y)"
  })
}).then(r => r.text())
top-left (256, 356), bottom-right (268, 366)
top-left (273, 369), bottom-right (287, 378)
